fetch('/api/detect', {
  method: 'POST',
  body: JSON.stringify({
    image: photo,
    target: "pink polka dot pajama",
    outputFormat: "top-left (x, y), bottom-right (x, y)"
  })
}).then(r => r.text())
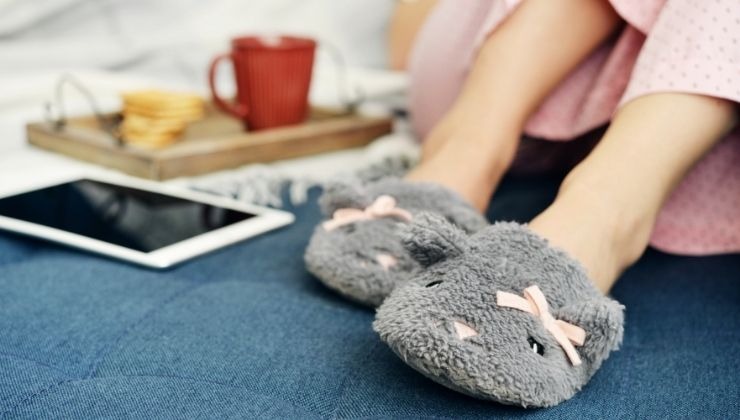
top-left (409, 0), bottom-right (740, 256)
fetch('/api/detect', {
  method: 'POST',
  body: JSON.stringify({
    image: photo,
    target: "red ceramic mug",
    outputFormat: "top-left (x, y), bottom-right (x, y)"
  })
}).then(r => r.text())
top-left (208, 35), bottom-right (316, 130)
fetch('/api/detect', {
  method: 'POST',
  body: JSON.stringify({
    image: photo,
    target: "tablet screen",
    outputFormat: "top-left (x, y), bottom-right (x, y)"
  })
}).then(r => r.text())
top-left (0, 179), bottom-right (256, 252)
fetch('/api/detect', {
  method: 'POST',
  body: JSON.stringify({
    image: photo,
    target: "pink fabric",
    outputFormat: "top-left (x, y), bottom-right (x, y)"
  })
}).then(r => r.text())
top-left (453, 320), bottom-right (479, 339)
top-left (375, 253), bottom-right (398, 270)
top-left (497, 286), bottom-right (587, 366)
top-left (321, 195), bottom-right (413, 231)
top-left (409, 0), bottom-right (740, 256)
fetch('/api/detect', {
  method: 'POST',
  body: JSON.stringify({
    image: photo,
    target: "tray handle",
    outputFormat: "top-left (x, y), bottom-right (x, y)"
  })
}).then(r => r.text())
top-left (45, 73), bottom-right (123, 147)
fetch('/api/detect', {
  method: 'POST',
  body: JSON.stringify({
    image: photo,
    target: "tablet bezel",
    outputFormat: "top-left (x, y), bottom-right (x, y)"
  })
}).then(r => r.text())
top-left (0, 173), bottom-right (294, 268)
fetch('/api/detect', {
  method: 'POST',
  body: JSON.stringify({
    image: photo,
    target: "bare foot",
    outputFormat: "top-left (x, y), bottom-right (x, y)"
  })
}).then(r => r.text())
top-left (528, 173), bottom-right (654, 294)
top-left (406, 107), bottom-right (521, 212)
top-left (528, 93), bottom-right (736, 294)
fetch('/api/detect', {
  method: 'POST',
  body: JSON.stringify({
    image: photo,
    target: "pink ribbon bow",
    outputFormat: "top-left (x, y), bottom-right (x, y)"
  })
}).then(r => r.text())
top-left (496, 285), bottom-right (586, 366)
top-left (322, 195), bottom-right (413, 231)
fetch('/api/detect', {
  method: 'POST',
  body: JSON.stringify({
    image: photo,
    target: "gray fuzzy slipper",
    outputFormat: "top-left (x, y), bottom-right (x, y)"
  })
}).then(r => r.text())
top-left (373, 213), bottom-right (624, 407)
top-left (304, 178), bottom-right (487, 307)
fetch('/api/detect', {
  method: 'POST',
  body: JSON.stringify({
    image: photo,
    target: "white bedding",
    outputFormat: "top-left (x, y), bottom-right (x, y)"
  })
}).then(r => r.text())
top-left (0, 0), bottom-right (418, 202)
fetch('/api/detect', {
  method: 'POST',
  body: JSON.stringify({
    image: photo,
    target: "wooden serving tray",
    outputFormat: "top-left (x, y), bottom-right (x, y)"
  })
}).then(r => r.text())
top-left (27, 104), bottom-right (392, 180)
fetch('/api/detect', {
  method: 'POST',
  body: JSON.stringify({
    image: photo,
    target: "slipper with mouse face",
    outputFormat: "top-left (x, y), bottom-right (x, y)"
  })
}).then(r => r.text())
top-left (373, 213), bottom-right (624, 407)
top-left (304, 178), bottom-right (488, 307)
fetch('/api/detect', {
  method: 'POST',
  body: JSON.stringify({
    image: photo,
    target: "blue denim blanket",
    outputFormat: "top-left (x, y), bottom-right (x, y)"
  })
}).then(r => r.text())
top-left (1, 176), bottom-right (738, 419)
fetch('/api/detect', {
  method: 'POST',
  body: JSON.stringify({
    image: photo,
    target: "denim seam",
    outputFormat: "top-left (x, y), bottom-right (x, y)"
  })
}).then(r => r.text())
top-left (83, 279), bottom-right (223, 379)
top-left (115, 373), bottom-right (314, 414)
top-left (341, 414), bottom-right (456, 420)
top-left (330, 340), bottom-right (382, 420)
top-left (1, 281), bottom-right (218, 417)
top-left (0, 373), bottom-right (312, 417)
top-left (1, 378), bottom-right (76, 417)
top-left (0, 351), bottom-right (72, 378)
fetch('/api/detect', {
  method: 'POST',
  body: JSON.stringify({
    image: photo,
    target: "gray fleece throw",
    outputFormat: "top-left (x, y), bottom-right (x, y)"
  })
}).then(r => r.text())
top-left (304, 178), bottom-right (487, 307)
top-left (373, 214), bottom-right (625, 407)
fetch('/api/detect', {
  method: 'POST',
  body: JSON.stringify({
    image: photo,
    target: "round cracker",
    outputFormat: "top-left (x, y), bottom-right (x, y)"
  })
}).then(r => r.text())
top-left (122, 90), bottom-right (204, 108)
top-left (121, 129), bottom-right (182, 144)
top-left (122, 114), bottom-right (187, 133)
top-left (122, 89), bottom-right (204, 122)
top-left (123, 106), bottom-right (204, 121)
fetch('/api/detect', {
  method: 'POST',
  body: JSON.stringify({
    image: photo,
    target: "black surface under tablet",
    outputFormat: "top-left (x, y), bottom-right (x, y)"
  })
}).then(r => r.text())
top-left (0, 179), bottom-right (256, 252)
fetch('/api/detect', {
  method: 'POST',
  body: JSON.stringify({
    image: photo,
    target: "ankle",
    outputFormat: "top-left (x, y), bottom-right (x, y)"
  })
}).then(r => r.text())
top-left (411, 143), bottom-right (513, 208)
top-left (557, 169), bottom-right (656, 269)
top-left (563, 189), bottom-right (650, 268)
top-left (528, 167), bottom-right (659, 293)
top-left (407, 127), bottom-right (519, 212)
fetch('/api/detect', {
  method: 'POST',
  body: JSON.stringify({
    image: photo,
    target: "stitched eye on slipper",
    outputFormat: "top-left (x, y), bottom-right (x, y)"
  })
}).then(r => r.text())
top-left (424, 280), bottom-right (443, 288)
top-left (354, 251), bottom-right (374, 268)
top-left (339, 224), bottom-right (356, 234)
top-left (527, 337), bottom-right (545, 356)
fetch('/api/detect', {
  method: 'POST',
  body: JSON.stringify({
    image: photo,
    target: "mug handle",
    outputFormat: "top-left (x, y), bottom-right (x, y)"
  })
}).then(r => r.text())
top-left (208, 53), bottom-right (249, 119)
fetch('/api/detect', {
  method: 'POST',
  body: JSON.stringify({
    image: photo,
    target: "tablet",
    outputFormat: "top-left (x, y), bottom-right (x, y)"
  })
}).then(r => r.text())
top-left (0, 175), bottom-right (294, 268)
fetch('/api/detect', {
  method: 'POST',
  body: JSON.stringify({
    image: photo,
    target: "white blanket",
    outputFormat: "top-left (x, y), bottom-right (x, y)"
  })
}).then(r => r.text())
top-left (0, 0), bottom-right (418, 204)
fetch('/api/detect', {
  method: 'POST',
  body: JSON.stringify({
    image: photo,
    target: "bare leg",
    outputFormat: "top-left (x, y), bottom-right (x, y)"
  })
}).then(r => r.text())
top-left (529, 93), bottom-right (737, 293)
top-left (388, 0), bottom-right (439, 70)
top-left (407, 0), bottom-right (622, 210)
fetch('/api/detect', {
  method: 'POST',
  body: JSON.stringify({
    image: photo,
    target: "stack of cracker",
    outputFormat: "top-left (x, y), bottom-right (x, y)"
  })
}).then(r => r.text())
top-left (120, 90), bottom-right (205, 148)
